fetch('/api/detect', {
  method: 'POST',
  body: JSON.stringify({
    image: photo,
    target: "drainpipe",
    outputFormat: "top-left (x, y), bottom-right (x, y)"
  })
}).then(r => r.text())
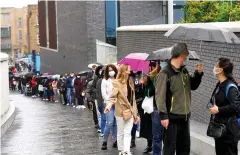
top-left (27, 11), bottom-right (32, 55)
top-left (168, 0), bottom-right (173, 24)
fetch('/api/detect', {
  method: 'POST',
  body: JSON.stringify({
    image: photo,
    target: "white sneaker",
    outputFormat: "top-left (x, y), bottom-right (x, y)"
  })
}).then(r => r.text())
top-left (119, 151), bottom-right (125, 155)
top-left (97, 129), bottom-right (101, 133)
top-left (67, 103), bottom-right (70, 106)
top-left (55, 100), bottom-right (59, 103)
top-left (77, 106), bottom-right (81, 109)
top-left (100, 134), bottom-right (104, 137)
top-left (82, 105), bottom-right (86, 109)
top-left (73, 105), bottom-right (76, 108)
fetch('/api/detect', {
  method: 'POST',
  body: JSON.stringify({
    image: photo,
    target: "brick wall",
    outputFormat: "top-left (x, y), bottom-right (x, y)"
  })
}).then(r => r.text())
top-left (119, 1), bottom-right (163, 26)
top-left (40, 1), bottom-right (105, 74)
top-left (28, 5), bottom-right (39, 53)
top-left (117, 30), bottom-right (240, 124)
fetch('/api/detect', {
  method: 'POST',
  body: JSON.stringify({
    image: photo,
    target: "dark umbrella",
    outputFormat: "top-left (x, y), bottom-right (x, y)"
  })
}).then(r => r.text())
top-left (147, 47), bottom-right (201, 61)
top-left (164, 23), bottom-right (240, 44)
top-left (25, 72), bottom-right (34, 77)
top-left (79, 70), bottom-right (92, 76)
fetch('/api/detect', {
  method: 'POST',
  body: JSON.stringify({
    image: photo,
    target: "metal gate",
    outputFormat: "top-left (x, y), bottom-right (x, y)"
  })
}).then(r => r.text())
top-left (96, 40), bottom-right (117, 65)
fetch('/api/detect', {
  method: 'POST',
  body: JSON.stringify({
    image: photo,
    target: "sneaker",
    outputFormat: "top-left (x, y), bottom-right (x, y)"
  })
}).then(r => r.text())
top-left (101, 142), bottom-right (107, 150)
top-left (143, 146), bottom-right (152, 153)
top-left (67, 103), bottom-right (70, 106)
top-left (100, 134), bottom-right (104, 137)
top-left (112, 141), bottom-right (117, 148)
top-left (82, 105), bottom-right (86, 109)
top-left (119, 151), bottom-right (124, 155)
top-left (97, 129), bottom-right (101, 133)
top-left (55, 100), bottom-right (59, 103)
top-left (73, 105), bottom-right (76, 108)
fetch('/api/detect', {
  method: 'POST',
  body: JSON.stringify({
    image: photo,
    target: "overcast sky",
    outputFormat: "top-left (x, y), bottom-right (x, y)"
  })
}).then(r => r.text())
top-left (0, 0), bottom-right (37, 8)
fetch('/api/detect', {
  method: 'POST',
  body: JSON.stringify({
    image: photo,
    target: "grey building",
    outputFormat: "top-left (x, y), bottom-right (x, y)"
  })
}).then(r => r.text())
top-left (1, 26), bottom-right (11, 56)
top-left (38, 1), bottom-right (174, 74)
top-left (117, 23), bottom-right (240, 124)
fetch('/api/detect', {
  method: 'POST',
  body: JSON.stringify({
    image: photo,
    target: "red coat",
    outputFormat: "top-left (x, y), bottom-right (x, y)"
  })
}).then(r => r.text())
top-left (31, 79), bottom-right (37, 87)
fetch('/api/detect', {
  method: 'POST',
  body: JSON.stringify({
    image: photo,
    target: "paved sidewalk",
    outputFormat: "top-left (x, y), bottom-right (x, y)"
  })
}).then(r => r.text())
top-left (1, 94), bottom-right (196, 155)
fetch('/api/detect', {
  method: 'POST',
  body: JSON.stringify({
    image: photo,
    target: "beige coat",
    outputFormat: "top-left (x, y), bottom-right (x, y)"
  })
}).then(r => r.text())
top-left (108, 79), bottom-right (138, 118)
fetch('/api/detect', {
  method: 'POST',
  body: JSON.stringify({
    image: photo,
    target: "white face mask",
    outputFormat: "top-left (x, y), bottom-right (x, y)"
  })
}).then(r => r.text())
top-left (213, 66), bottom-right (222, 76)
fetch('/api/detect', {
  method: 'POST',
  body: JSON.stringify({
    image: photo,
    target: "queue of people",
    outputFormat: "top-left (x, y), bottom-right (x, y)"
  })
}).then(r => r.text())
top-left (9, 42), bottom-right (240, 155)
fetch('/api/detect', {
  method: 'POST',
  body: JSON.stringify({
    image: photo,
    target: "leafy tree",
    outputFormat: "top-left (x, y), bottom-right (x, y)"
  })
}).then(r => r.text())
top-left (181, 0), bottom-right (240, 23)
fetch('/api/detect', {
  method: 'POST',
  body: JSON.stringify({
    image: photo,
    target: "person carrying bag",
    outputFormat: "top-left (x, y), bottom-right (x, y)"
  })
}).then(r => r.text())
top-left (208, 58), bottom-right (240, 155)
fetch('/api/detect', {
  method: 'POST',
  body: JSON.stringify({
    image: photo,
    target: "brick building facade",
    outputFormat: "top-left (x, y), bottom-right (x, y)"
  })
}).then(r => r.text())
top-left (27, 5), bottom-right (40, 54)
top-left (38, 1), bottom-right (164, 74)
top-left (117, 23), bottom-right (240, 124)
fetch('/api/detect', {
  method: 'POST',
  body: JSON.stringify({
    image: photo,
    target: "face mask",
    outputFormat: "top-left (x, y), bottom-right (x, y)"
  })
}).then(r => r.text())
top-left (70, 75), bottom-right (74, 77)
top-left (213, 66), bottom-right (222, 76)
top-left (109, 71), bottom-right (115, 77)
top-left (99, 70), bottom-right (102, 75)
top-left (160, 62), bottom-right (168, 68)
top-left (182, 57), bottom-right (189, 66)
top-left (77, 76), bottom-right (80, 78)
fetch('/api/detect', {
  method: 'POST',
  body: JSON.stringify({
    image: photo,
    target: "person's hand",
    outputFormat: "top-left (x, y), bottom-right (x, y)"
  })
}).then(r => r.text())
top-left (210, 104), bottom-right (219, 115)
top-left (134, 116), bottom-right (140, 124)
top-left (161, 119), bottom-right (169, 129)
top-left (196, 64), bottom-right (203, 73)
top-left (104, 103), bottom-right (112, 114)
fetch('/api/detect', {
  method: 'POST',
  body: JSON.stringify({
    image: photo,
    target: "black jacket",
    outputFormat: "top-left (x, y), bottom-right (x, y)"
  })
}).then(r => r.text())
top-left (213, 79), bottom-right (240, 142)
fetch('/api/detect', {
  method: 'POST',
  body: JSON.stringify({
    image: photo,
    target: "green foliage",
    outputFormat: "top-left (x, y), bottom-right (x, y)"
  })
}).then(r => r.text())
top-left (181, 0), bottom-right (240, 23)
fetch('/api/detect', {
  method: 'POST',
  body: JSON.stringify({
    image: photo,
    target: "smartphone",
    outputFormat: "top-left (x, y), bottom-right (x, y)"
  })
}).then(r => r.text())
top-left (206, 102), bottom-right (214, 109)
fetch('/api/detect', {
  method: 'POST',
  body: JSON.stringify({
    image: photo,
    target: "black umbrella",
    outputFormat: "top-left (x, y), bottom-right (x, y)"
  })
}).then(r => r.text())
top-left (146, 47), bottom-right (201, 61)
top-left (25, 72), bottom-right (34, 77)
top-left (164, 23), bottom-right (240, 44)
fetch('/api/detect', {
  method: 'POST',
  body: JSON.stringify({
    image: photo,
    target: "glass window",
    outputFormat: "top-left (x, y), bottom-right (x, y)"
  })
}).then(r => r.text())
top-left (2, 13), bottom-right (10, 20)
top-left (105, 0), bottom-right (119, 40)
top-left (18, 30), bottom-right (22, 40)
top-left (173, 0), bottom-right (185, 6)
top-left (173, 8), bottom-right (185, 23)
top-left (18, 18), bottom-right (22, 27)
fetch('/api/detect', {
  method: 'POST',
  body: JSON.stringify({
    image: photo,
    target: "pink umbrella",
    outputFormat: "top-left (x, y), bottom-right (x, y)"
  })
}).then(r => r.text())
top-left (118, 53), bottom-right (149, 72)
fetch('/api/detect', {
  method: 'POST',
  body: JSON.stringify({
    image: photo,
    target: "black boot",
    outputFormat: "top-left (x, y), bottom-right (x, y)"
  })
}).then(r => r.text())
top-left (112, 141), bottom-right (117, 148)
top-left (130, 140), bottom-right (136, 148)
top-left (101, 142), bottom-right (107, 150)
top-left (143, 146), bottom-right (152, 153)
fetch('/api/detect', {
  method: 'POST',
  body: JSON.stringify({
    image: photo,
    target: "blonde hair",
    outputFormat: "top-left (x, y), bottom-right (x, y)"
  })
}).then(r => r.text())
top-left (116, 64), bottom-right (129, 84)
top-left (149, 65), bottom-right (160, 78)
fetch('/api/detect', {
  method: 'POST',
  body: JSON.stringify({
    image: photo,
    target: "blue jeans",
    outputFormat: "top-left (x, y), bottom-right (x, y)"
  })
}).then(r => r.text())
top-left (67, 88), bottom-right (72, 104)
top-left (103, 106), bottom-right (117, 143)
top-left (43, 88), bottom-right (48, 99)
top-left (101, 105), bottom-right (106, 134)
top-left (152, 108), bottom-right (163, 155)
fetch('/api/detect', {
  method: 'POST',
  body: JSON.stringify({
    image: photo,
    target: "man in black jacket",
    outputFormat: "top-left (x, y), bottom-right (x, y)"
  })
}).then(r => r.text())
top-left (156, 43), bottom-right (204, 155)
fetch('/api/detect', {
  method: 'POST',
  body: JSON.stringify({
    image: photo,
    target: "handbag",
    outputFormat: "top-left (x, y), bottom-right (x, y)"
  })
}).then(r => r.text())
top-left (141, 89), bottom-right (154, 114)
top-left (206, 83), bottom-right (226, 138)
top-left (207, 115), bottom-right (226, 138)
top-left (122, 109), bottom-right (132, 121)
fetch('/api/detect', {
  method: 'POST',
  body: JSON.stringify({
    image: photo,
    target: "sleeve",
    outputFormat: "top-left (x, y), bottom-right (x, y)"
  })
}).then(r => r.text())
top-left (155, 72), bottom-right (169, 120)
top-left (101, 80), bottom-right (108, 101)
top-left (190, 71), bottom-right (204, 90)
top-left (218, 87), bottom-right (240, 115)
top-left (107, 82), bottom-right (119, 105)
top-left (90, 75), bottom-right (98, 93)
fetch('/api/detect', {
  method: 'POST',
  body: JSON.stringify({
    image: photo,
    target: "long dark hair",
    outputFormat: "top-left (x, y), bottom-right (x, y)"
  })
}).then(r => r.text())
top-left (104, 64), bottom-right (118, 80)
top-left (218, 58), bottom-right (238, 85)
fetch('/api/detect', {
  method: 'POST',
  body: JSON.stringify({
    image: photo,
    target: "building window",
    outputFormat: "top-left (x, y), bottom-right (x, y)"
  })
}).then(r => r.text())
top-left (36, 16), bottom-right (39, 25)
top-left (173, 0), bottom-right (185, 23)
top-left (18, 30), bottom-right (22, 40)
top-left (105, 0), bottom-right (119, 46)
top-left (18, 18), bottom-right (22, 27)
top-left (37, 33), bottom-right (40, 44)
top-left (2, 13), bottom-right (10, 20)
